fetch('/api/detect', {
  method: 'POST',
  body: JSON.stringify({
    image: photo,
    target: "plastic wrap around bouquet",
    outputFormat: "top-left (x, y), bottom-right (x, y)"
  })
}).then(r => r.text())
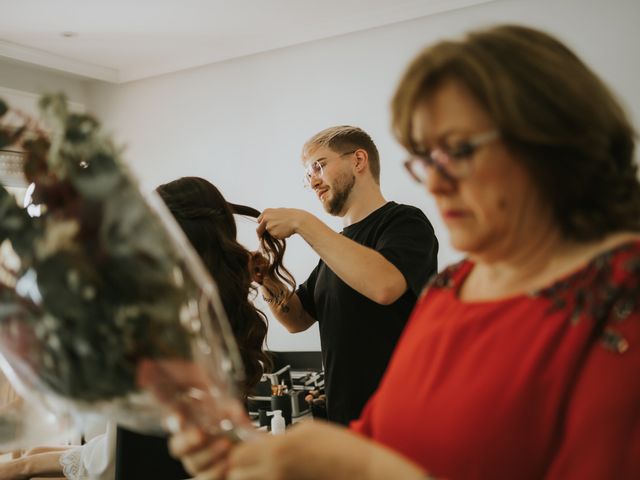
top-left (0, 94), bottom-right (249, 448)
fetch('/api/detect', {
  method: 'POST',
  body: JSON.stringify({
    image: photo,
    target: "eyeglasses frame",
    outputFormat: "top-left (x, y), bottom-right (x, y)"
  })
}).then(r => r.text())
top-left (404, 130), bottom-right (500, 182)
top-left (303, 149), bottom-right (358, 188)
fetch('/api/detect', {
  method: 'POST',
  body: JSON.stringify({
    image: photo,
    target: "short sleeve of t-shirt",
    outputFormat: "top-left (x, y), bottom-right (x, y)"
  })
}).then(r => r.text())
top-left (296, 263), bottom-right (320, 319)
top-left (375, 206), bottom-right (437, 296)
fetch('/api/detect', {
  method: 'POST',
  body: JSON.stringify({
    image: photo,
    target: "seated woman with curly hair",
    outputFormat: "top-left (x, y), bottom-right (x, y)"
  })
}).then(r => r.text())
top-left (115, 176), bottom-right (295, 478)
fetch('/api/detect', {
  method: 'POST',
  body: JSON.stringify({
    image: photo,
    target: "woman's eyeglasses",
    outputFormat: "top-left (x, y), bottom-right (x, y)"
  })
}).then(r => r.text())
top-left (404, 130), bottom-right (499, 182)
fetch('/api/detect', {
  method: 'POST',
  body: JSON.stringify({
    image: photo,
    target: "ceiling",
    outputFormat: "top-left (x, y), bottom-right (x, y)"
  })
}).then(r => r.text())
top-left (0, 0), bottom-right (493, 84)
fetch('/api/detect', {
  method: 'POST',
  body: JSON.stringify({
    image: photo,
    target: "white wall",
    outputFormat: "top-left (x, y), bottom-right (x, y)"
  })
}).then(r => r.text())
top-left (0, 58), bottom-right (88, 107)
top-left (43, 0), bottom-right (640, 350)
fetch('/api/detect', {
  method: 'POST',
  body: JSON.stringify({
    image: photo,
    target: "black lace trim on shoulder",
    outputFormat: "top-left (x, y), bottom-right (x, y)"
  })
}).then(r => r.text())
top-left (428, 259), bottom-right (468, 290)
top-left (532, 242), bottom-right (640, 354)
top-left (416, 260), bottom-right (468, 300)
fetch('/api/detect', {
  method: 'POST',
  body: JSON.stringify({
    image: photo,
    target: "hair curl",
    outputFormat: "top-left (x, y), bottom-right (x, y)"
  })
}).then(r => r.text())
top-left (228, 203), bottom-right (296, 308)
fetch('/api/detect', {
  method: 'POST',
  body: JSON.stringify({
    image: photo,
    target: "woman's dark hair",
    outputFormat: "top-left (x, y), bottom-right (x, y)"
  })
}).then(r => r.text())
top-left (156, 176), bottom-right (293, 395)
top-left (392, 24), bottom-right (640, 241)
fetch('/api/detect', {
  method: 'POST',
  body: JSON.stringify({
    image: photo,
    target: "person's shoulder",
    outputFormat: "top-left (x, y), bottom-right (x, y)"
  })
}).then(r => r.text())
top-left (382, 202), bottom-right (434, 230)
top-left (576, 237), bottom-right (640, 285)
top-left (382, 201), bottom-right (428, 220)
top-left (587, 239), bottom-right (640, 353)
top-left (428, 259), bottom-right (470, 291)
top-left (604, 238), bottom-right (640, 285)
top-left (386, 201), bottom-right (422, 214)
top-left (533, 238), bottom-right (640, 352)
top-left (536, 237), bottom-right (640, 298)
top-left (413, 259), bottom-right (471, 304)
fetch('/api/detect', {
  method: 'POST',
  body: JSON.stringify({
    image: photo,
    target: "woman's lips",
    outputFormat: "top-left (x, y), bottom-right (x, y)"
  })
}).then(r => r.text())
top-left (442, 209), bottom-right (468, 219)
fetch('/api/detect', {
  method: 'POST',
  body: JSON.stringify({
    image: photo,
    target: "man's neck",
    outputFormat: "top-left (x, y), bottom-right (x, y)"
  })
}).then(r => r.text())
top-left (341, 183), bottom-right (387, 227)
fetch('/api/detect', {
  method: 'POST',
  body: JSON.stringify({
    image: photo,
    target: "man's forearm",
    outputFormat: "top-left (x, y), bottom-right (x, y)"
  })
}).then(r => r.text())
top-left (295, 215), bottom-right (407, 305)
top-left (261, 289), bottom-right (315, 333)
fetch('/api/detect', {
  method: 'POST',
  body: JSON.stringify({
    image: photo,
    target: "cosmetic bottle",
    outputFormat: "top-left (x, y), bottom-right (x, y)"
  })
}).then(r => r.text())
top-left (270, 410), bottom-right (285, 435)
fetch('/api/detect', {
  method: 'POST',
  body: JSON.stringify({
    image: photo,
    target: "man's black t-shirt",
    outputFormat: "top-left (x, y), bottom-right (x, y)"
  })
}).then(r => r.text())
top-left (297, 201), bottom-right (438, 425)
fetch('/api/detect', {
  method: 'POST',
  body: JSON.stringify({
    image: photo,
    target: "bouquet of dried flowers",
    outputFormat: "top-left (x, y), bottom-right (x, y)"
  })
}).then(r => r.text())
top-left (0, 95), bottom-right (244, 443)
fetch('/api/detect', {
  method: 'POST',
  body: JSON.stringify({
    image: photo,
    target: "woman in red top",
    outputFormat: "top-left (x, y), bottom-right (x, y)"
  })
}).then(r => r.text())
top-left (168, 25), bottom-right (640, 479)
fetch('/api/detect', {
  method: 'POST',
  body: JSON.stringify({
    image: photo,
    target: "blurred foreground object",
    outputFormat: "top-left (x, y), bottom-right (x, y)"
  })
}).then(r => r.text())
top-left (0, 94), bottom-right (247, 449)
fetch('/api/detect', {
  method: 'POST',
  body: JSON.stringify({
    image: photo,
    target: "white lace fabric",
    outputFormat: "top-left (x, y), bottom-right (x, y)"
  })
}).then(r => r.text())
top-left (57, 422), bottom-right (116, 480)
top-left (60, 446), bottom-right (86, 480)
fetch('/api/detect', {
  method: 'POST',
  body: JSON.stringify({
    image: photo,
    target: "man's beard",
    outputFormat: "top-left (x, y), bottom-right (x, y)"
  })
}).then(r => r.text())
top-left (326, 172), bottom-right (356, 216)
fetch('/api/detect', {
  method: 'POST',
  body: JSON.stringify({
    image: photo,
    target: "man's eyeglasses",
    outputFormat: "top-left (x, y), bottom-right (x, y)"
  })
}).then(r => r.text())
top-left (303, 150), bottom-right (357, 188)
top-left (404, 130), bottom-right (499, 182)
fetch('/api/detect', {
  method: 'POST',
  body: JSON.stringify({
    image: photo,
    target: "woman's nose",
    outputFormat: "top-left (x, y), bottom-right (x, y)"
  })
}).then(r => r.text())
top-left (424, 166), bottom-right (456, 196)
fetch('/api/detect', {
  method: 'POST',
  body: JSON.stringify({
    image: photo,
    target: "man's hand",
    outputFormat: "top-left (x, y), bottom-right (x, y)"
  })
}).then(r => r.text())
top-left (257, 208), bottom-right (308, 239)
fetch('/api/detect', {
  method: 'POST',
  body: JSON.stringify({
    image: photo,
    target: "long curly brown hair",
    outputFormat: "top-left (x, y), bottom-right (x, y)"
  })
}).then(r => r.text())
top-left (156, 177), bottom-right (293, 395)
